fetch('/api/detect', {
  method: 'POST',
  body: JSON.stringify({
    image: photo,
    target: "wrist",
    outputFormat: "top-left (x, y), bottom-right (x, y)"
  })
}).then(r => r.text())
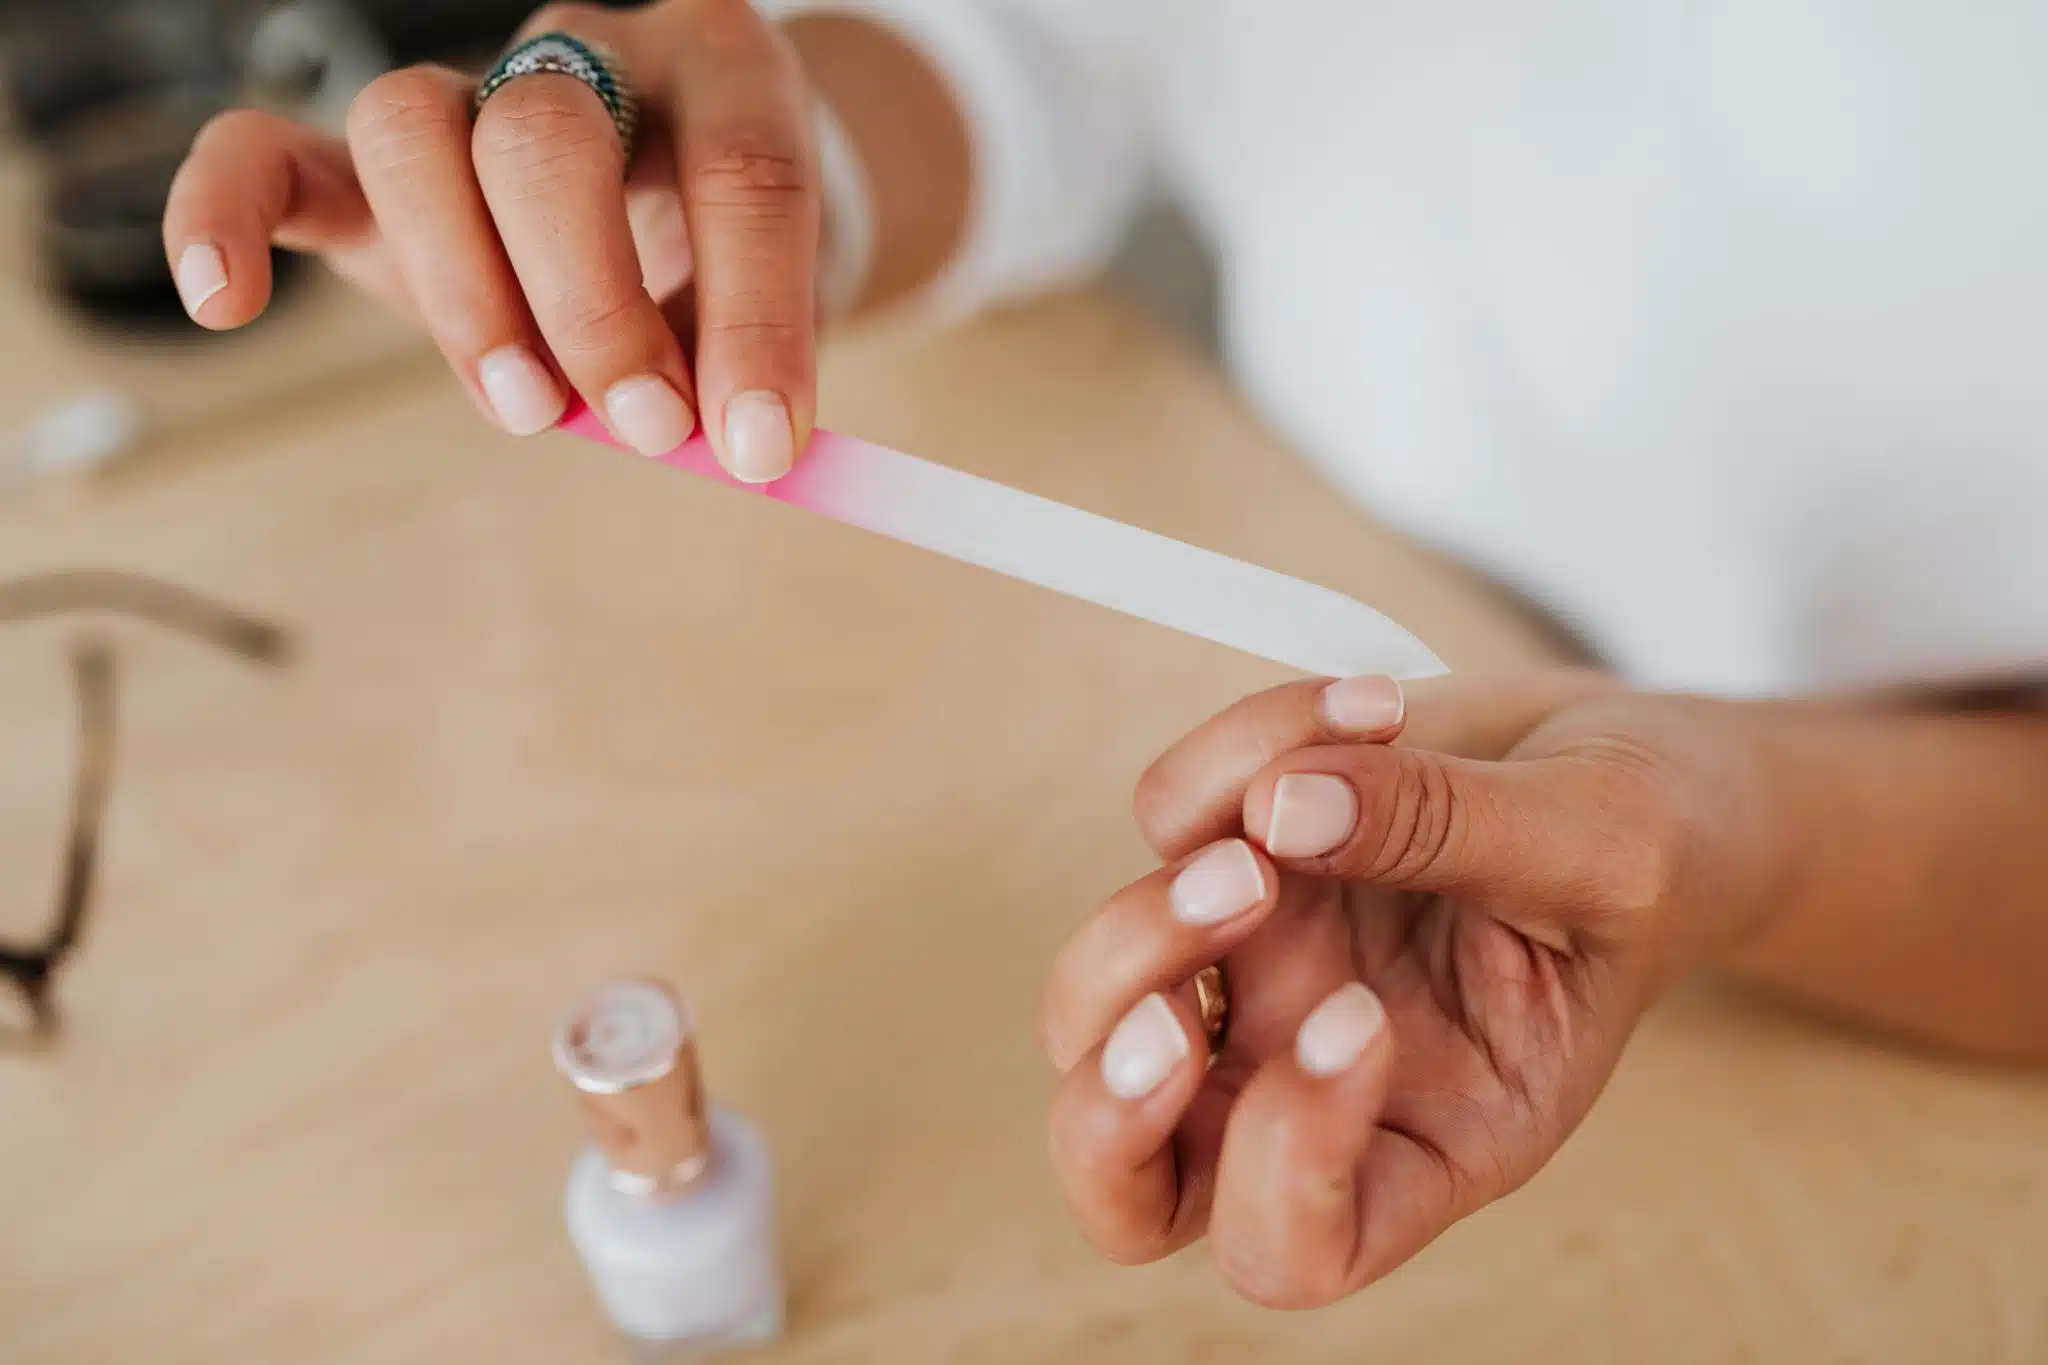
top-left (1678, 700), bottom-right (1828, 974)
top-left (779, 11), bottom-right (972, 310)
top-left (1597, 695), bottom-right (1804, 987)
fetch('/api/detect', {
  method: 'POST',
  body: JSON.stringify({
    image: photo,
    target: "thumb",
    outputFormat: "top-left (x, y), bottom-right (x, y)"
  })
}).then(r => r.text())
top-left (1241, 742), bottom-right (1670, 941)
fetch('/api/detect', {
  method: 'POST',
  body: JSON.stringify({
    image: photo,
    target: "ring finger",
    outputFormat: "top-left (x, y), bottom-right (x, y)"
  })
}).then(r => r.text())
top-left (471, 12), bottom-right (697, 456)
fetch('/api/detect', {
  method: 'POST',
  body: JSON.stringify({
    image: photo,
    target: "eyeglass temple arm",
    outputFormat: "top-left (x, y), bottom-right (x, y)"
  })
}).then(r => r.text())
top-left (0, 641), bottom-right (115, 1029)
top-left (0, 569), bottom-right (288, 664)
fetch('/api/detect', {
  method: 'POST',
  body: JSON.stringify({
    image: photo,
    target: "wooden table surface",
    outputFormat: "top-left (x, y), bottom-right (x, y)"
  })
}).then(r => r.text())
top-left (1, 232), bottom-right (2046, 1362)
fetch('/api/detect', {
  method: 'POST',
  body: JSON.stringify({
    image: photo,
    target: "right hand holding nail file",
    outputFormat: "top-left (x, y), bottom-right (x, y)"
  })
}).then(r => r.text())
top-left (558, 404), bottom-right (1449, 681)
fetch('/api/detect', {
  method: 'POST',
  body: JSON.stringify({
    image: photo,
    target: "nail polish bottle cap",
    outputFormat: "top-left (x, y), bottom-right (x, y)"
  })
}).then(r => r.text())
top-left (554, 978), bottom-right (712, 1198)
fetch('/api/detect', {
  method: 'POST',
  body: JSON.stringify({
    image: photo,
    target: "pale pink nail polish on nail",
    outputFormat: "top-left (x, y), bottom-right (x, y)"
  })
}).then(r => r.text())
top-left (604, 375), bottom-right (696, 457)
top-left (1264, 773), bottom-right (1359, 858)
top-left (724, 391), bottom-right (795, 484)
top-left (1170, 840), bottom-right (1265, 926)
top-left (1296, 982), bottom-right (1385, 1077)
top-left (479, 346), bottom-right (567, 436)
top-left (1320, 675), bottom-right (1404, 734)
top-left (176, 243), bottom-right (228, 317)
top-left (1101, 994), bottom-right (1189, 1100)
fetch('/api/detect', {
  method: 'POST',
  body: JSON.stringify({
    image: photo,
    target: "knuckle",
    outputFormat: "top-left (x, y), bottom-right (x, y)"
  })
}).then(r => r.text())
top-left (178, 109), bottom-right (294, 224)
top-left (1096, 1227), bottom-right (1176, 1267)
top-left (1045, 1110), bottom-right (1091, 1178)
top-left (693, 127), bottom-right (811, 215)
top-left (1045, 1127), bottom-right (1178, 1267)
top-left (473, 80), bottom-right (617, 180)
top-left (1080, 1205), bottom-right (1177, 1265)
top-left (699, 310), bottom-right (805, 352)
top-left (1247, 683), bottom-right (1320, 765)
top-left (1133, 682), bottom-right (1319, 855)
top-left (541, 284), bottom-right (645, 357)
top-left (1035, 979), bottom-right (1076, 1072)
top-left (1035, 1017), bottom-right (1068, 1073)
top-left (1357, 752), bottom-right (1459, 882)
top-left (1131, 761), bottom-right (1178, 847)
top-left (428, 292), bottom-right (519, 361)
top-left (1214, 1241), bottom-right (1330, 1310)
top-left (347, 67), bottom-right (465, 159)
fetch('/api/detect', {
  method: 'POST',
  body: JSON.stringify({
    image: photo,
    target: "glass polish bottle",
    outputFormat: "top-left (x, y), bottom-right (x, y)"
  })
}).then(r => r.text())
top-left (554, 978), bottom-right (784, 1360)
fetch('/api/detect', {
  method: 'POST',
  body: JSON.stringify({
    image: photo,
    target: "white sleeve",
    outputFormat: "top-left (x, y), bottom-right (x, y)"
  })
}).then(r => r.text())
top-left (758, 0), bottom-right (1149, 321)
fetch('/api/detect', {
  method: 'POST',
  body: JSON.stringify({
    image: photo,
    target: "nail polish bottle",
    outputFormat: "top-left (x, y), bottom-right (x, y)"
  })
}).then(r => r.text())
top-left (555, 978), bottom-right (784, 1360)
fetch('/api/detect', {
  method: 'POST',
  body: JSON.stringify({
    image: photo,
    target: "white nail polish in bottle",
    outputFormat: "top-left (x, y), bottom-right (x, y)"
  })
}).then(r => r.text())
top-left (555, 978), bottom-right (784, 1360)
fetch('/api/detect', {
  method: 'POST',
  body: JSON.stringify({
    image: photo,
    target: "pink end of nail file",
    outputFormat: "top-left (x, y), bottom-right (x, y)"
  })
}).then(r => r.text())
top-left (556, 404), bottom-right (1447, 681)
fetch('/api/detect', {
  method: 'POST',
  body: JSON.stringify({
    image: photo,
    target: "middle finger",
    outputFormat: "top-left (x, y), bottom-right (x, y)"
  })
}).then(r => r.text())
top-left (347, 65), bottom-right (566, 435)
top-left (1040, 839), bottom-right (1280, 1075)
top-left (472, 20), bottom-right (697, 456)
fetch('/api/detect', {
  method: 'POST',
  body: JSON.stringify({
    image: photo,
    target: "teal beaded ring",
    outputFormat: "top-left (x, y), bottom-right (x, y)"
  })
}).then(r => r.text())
top-left (474, 32), bottom-right (640, 154)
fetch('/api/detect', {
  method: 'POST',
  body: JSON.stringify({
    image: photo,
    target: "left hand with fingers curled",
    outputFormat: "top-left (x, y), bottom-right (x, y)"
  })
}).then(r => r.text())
top-left (1039, 669), bottom-right (1789, 1307)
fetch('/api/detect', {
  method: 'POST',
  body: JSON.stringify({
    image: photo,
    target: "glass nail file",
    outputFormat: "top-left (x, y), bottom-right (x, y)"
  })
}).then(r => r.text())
top-left (558, 405), bottom-right (1448, 681)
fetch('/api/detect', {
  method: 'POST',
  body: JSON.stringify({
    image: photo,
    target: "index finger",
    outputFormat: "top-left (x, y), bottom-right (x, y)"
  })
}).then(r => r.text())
top-left (164, 110), bottom-right (381, 328)
top-left (1134, 675), bottom-right (1407, 860)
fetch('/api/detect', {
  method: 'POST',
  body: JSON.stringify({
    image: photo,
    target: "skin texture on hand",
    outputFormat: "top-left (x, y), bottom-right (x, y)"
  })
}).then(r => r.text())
top-left (1037, 671), bottom-right (1798, 1308)
top-left (1045, 668), bottom-right (2048, 1306)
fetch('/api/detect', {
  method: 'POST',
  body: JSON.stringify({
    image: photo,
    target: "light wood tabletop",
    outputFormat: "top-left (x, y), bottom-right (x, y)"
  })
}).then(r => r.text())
top-left (1, 247), bottom-right (2046, 1362)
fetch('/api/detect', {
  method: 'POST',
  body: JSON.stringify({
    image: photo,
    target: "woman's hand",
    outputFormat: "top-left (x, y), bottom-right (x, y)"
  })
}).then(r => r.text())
top-left (1041, 671), bottom-right (1789, 1307)
top-left (164, 0), bottom-right (821, 481)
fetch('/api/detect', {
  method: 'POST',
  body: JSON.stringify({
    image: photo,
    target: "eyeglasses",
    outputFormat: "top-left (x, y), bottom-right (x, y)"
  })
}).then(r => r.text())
top-left (0, 570), bottom-right (288, 1042)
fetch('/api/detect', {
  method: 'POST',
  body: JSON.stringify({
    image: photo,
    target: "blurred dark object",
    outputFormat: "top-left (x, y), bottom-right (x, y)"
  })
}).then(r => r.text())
top-left (0, 571), bottom-right (291, 659)
top-left (1, 0), bottom-right (383, 327)
top-left (0, 570), bottom-right (288, 1044)
top-left (1, 0), bottom-right (638, 115)
top-left (345, 0), bottom-right (578, 64)
top-left (42, 104), bottom-right (308, 328)
top-left (0, 640), bottom-right (112, 1041)
top-left (1, 0), bottom-right (239, 142)
top-left (304, 0), bottom-right (644, 65)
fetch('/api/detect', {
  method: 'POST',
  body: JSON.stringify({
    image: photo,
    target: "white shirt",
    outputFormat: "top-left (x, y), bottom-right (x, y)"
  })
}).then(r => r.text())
top-left (778, 0), bottom-right (2048, 695)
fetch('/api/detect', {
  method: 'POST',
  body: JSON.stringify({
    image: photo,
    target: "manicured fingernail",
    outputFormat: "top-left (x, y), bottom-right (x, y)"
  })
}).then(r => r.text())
top-left (478, 345), bottom-right (566, 436)
top-left (1170, 839), bottom-right (1266, 926)
top-left (1296, 982), bottom-right (1385, 1077)
top-left (1320, 675), bottom-right (1404, 734)
top-left (723, 390), bottom-right (796, 484)
top-left (1264, 773), bottom-right (1358, 859)
top-left (176, 242), bottom-right (228, 317)
top-left (604, 375), bottom-right (696, 457)
top-left (1101, 993), bottom-right (1189, 1100)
